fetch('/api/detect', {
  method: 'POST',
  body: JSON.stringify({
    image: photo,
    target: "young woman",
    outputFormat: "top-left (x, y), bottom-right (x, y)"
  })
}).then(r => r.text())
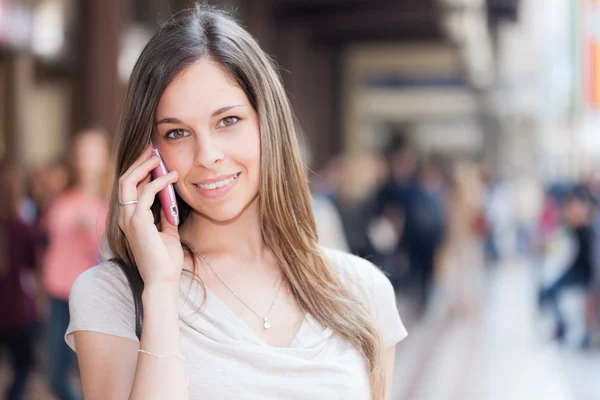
top-left (43, 128), bottom-right (111, 400)
top-left (66, 5), bottom-right (406, 400)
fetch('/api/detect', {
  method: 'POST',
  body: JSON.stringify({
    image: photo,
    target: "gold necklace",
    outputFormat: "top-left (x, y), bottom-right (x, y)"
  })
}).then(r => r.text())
top-left (198, 254), bottom-right (282, 330)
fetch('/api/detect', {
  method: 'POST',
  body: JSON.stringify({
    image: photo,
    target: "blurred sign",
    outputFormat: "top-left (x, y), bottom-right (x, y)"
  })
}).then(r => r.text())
top-left (31, 0), bottom-right (66, 60)
top-left (583, 0), bottom-right (600, 112)
top-left (118, 25), bottom-right (153, 84)
top-left (413, 118), bottom-right (483, 152)
top-left (0, 0), bottom-right (11, 46)
top-left (0, 1), bottom-right (33, 51)
top-left (0, 0), bottom-right (67, 59)
top-left (365, 76), bottom-right (466, 89)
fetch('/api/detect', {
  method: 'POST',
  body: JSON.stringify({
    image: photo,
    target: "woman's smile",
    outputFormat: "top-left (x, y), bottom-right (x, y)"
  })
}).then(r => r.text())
top-left (192, 172), bottom-right (241, 199)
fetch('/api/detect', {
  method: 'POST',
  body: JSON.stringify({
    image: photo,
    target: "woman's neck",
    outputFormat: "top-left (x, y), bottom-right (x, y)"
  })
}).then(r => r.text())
top-left (77, 176), bottom-right (104, 198)
top-left (180, 201), bottom-right (268, 264)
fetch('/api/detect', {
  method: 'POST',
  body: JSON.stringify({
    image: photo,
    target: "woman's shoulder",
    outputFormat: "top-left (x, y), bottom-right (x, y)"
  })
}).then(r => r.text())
top-left (67, 261), bottom-right (138, 350)
top-left (70, 261), bottom-right (134, 310)
top-left (73, 260), bottom-right (129, 288)
top-left (321, 246), bottom-right (382, 276)
top-left (320, 247), bottom-right (407, 346)
top-left (320, 247), bottom-right (390, 297)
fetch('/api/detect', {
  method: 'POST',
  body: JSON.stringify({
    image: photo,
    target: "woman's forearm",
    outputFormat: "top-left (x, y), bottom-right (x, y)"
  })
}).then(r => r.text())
top-left (129, 282), bottom-right (189, 400)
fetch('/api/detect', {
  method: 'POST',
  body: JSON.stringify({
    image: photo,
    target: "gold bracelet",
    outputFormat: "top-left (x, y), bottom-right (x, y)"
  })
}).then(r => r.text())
top-left (138, 348), bottom-right (190, 387)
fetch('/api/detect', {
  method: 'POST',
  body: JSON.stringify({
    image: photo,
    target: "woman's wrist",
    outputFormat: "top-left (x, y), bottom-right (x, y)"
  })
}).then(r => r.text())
top-left (142, 281), bottom-right (180, 308)
top-left (141, 264), bottom-right (182, 291)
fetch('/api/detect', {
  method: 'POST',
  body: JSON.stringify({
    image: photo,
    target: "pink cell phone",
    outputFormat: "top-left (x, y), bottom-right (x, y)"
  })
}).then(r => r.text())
top-left (150, 142), bottom-right (179, 226)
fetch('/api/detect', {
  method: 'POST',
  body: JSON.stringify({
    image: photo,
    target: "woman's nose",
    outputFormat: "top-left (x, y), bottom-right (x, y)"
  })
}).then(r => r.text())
top-left (193, 136), bottom-right (225, 169)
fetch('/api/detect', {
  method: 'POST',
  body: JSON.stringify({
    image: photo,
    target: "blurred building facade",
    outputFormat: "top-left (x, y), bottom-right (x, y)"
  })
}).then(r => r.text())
top-left (0, 0), bottom-right (564, 178)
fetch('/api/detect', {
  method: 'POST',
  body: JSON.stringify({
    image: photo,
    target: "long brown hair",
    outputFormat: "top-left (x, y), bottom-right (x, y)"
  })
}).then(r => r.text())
top-left (106, 4), bottom-right (384, 397)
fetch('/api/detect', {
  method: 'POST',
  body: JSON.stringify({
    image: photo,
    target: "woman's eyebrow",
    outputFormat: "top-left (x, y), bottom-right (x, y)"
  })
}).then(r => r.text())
top-left (155, 105), bottom-right (243, 126)
top-left (155, 117), bottom-right (182, 126)
top-left (211, 104), bottom-right (242, 117)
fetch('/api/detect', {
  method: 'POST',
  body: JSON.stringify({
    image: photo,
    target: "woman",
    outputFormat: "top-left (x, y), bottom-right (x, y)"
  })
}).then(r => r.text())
top-left (66, 5), bottom-right (406, 400)
top-left (0, 159), bottom-right (39, 400)
top-left (42, 128), bottom-right (110, 400)
top-left (438, 161), bottom-right (486, 320)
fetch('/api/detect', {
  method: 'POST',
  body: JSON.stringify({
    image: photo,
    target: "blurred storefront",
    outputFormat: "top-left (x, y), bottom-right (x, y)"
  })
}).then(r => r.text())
top-left (526, 0), bottom-right (600, 181)
top-left (0, 0), bottom-right (75, 165)
top-left (0, 0), bottom-right (526, 173)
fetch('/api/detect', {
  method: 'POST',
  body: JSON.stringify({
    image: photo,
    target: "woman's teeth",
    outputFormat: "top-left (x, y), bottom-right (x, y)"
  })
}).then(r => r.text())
top-left (196, 173), bottom-right (239, 190)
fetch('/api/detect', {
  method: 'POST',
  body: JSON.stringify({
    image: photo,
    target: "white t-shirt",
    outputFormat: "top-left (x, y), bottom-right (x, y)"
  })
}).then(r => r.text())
top-left (66, 248), bottom-right (407, 399)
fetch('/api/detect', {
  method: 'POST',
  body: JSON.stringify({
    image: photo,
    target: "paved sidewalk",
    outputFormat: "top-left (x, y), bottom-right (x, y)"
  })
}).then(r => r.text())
top-left (391, 259), bottom-right (600, 400)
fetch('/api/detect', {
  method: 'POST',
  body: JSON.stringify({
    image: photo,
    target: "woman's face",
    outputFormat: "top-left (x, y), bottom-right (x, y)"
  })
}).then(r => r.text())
top-left (153, 59), bottom-right (261, 223)
top-left (73, 132), bottom-right (109, 180)
top-left (565, 197), bottom-right (590, 226)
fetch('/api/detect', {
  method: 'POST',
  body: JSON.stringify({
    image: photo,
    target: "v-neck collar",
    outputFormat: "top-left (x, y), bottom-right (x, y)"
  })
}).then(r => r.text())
top-left (178, 265), bottom-right (335, 353)
top-left (202, 283), bottom-right (309, 349)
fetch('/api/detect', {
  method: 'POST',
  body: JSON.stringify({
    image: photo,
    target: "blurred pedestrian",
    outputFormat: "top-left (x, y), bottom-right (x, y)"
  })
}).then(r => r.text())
top-left (410, 160), bottom-right (447, 314)
top-left (439, 161), bottom-right (486, 320)
top-left (24, 159), bottom-right (70, 225)
top-left (539, 187), bottom-right (594, 345)
top-left (41, 128), bottom-right (110, 400)
top-left (0, 159), bottom-right (40, 400)
top-left (373, 136), bottom-right (418, 287)
top-left (333, 153), bottom-right (386, 263)
top-left (583, 173), bottom-right (600, 345)
top-left (306, 150), bottom-right (349, 252)
top-left (312, 193), bottom-right (349, 252)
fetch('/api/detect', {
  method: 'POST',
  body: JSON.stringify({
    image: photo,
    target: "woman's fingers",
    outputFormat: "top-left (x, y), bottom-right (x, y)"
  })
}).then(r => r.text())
top-left (121, 145), bottom-right (153, 180)
top-left (132, 171), bottom-right (179, 221)
top-left (118, 145), bottom-right (154, 202)
top-left (119, 155), bottom-right (160, 195)
top-left (118, 156), bottom-right (161, 217)
top-left (160, 204), bottom-right (179, 237)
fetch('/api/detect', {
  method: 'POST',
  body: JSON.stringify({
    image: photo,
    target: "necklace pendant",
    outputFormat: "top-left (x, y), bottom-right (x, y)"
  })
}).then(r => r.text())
top-left (263, 317), bottom-right (271, 330)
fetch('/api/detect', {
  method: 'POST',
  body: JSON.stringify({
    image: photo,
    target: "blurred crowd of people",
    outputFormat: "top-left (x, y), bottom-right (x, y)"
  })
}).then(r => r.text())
top-left (312, 135), bottom-right (491, 321)
top-left (3, 128), bottom-right (600, 399)
top-left (0, 129), bottom-right (110, 400)
top-left (313, 134), bottom-right (600, 351)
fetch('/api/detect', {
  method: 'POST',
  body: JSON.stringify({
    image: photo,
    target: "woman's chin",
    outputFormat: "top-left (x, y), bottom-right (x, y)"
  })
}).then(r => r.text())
top-left (206, 211), bottom-right (244, 224)
top-left (192, 203), bottom-right (253, 224)
top-left (184, 195), bottom-right (258, 225)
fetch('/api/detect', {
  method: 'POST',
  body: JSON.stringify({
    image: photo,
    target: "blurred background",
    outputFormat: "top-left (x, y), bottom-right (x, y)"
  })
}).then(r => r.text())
top-left (1, 0), bottom-right (600, 399)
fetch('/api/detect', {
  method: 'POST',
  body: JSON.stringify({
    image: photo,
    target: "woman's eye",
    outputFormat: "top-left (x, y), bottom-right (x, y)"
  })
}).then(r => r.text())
top-left (218, 116), bottom-right (239, 127)
top-left (166, 129), bottom-right (188, 139)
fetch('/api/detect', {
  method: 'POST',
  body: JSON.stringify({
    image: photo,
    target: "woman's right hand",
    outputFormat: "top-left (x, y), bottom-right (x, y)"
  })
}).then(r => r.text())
top-left (117, 145), bottom-right (183, 288)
